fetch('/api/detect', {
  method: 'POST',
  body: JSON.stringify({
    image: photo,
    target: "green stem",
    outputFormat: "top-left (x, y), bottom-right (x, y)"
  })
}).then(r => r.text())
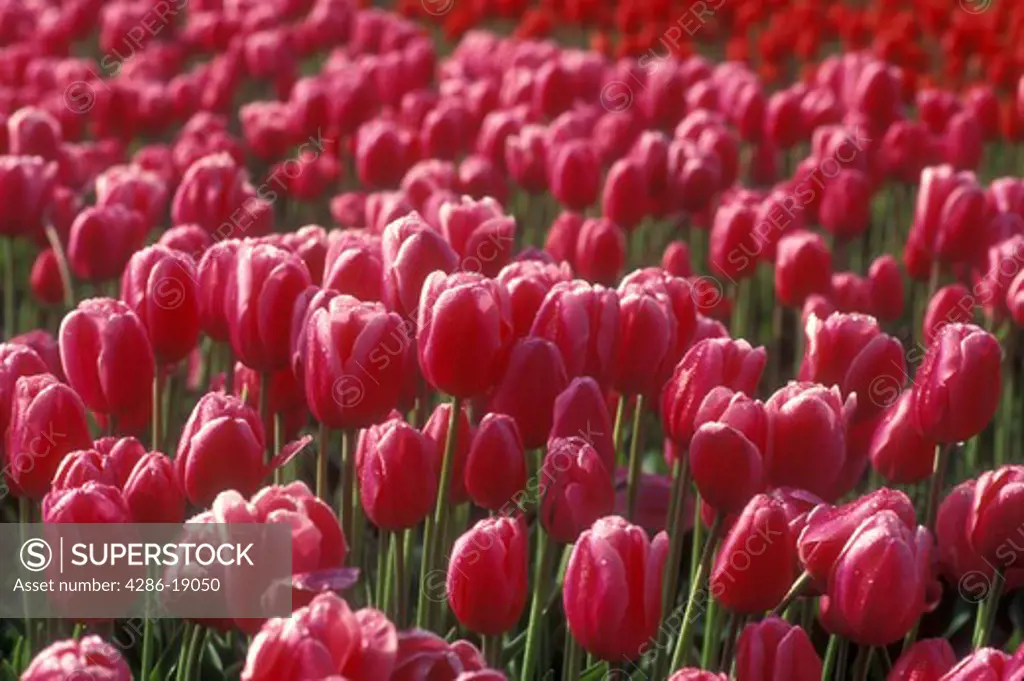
top-left (700, 596), bottom-right (723, 669)
top-left (521, 528), bottom-right (555, 681)
top-left (973, 568), bottom-right (1005, 649)
top-left (852, 646), bottom-right (873, 681)
top-left (821, 635), bottom-right (840, 681)
top-left (771, 570), bottom-right (813, 617)
top-left (394, 530), bottom-right (406, 627)
top-left (669, 514), bottom-right (723, 672)
top-left (258, 372), bottom-right (270, 464)
top-left (316, 423), bottom-right (329, 501)
top-left (175, 623), bottom-right (194, 681)
top-left (612, 394), bottom-right (627, 464)
top-left (924, 444), bottom-right (951, 532)
top-left (43, 225), bottom-right (74, 309)
top-left (483, 634), bottom-right (501, 670)
top-left (417, 396), bottom-right (462, 629)
top-left (18, 497), bottom-right (32, 656)
top-left (562, 629), bottom-right (582, 681)
top-left (141, 617), bottom-right (153, 680)
top-left (151, 372), bottom-right (163, 450)
top-left (625, 394), bottom-right (646, 520)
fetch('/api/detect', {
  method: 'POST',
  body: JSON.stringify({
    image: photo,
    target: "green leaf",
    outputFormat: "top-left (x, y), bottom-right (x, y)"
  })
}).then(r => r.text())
top-left (0, 660), bottom-right (19, 681)
top-left (580, 662), bottom-right (611, 681)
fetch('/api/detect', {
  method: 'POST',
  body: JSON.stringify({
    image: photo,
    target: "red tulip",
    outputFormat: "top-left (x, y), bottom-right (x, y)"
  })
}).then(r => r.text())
top-left (42, 480), bottom-right (132, 524)
top-left (661, 338), bottom-right (767, 449)
top-left (669, 672), bottom-right (728, 681)
top-left (9, 330), bottom-right (64, 381)
top-left (938, 648), bottom-right (1023, 680)
top-left (735, 616), bottom-right (822, 681)
top-left (943, 111), bottom-right (983, 171)
top-left (7, 107), bottom-right (62, 160)
top-left (67, 205), bottom-right (147, 282)
top-left (490, 338), bottom-right (568, 449)
top-left (93, 436), bottom-right (148, 488)
top-left (422, 402), bottom-right (474, 505)
top-left (447, 515), bottom-right (528, 635)
top-left (21, 636), bottom-right (131, 681)
top-left (563, 515), bottom-right (668, 661)
top-left (496, 260), bottom-right (573, 338)
top-left (357, 415), bottom-right (438, 531)
top-left (819, 511), bottom-right (931, 646)
top-left (549, 377), bottom-right (616, 473)
top-left (922, 284), bottom-right (975, 346)
top-left (94, 164), bottom-right (169, 230)
top-left (391, 631), bottom-right (489, 681)
top-left (0, 343), bottom-right (48, 452)
top-left (530, 280), bottom-right (620, 388)
top-left (1010, 271), bottom-right (1024, 329)
top-left (322, 230), bottom-right (384, 302)
top-left (196, 240), bottom-right (240, 343)
top-left (869, 391), bottom-right (939, 485)
top-left (710, 201), bottom-right (760, 282)
top-left (175, 392), bottom-right (266, 507)
top-left (123, 452), bottom-right (185, 524)
top-left (356, 120), bottom-right (414, 189)
top-left (421, 101), bottom-right (471, 161)
top-left (417, 272), bottom-right (514, 398)
top-left (798, 488), bottom-right (917, 584)
top-left (0, 156), bottom-right (57, 238)
top-left (159, 224), bottom-right (214, 258)
top-left (226, 242), bottom-right (312, 372)
top-left (661, 241), bottom-right (692, 278)
top-left (464, 413), bottom-right (526, 512)
top-left (243, 593), bottom-right (395, 681)
top-left (549, 140), bottom-right (600, 211)
top-left (381, 213), bottom-right (458, 317)
top-left (867, 255), bottom-right (904, 322)
top-left (574, 218), bottom-right (625, 286)
top-left (602, 159), bottom-right (649, 231)
top-left (540, 437), bottom-right (615, 543)
top-left (303, 295), bottom-right (407, 430)
top-left (913, 323), bottom-right (1001, 444)
top-left (29, 249), bottom-right (65, 306)
top-left (799, 312), bottom-right (906, 420)
top-left (59, 298), bottom-right (156, 417)
top-left (888, 639), bottom-right (956, 681)
top-left (505, 125), bottom-right (548, 193)
top-left (120, 245), bottom-right (201, 364)
top-left (775, 230), bottom-right (833, 308)
top-left (171, 153), bottom-right (271, 237)
top-left (819, 169), bottom-right (872, 240)
top-left (612, 288), bottom-right (677, 397)
top-left (437, 196), bottom-right (515, 278)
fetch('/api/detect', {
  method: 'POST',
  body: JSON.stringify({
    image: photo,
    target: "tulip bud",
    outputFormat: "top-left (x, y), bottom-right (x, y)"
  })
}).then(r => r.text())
top-left (93, 436), bottom-right (149, 488)
top-left (95, 164), bottom-right (169, 230)
top-left (43, 481), bottom-right (132, 524)
top-left (0, 344), bottom-right (49, 451)
top-left (922, 285), bottom-right (975, 346)
top-left (549, 377), bottom-right (616, 473)
top-left (505, 125), bottom-right (548, 193)
top-left (710, 202), bottom-right (759, 282)
top-left (563, 516), bottom-right (668, 661)
top-left (530, 281), bottom-right (620, 388)
top-left (966, 466), bottom-right (1024, 569)
top-left (30, 249), bottom-right (65, 306)
top-left (540, 438), bottom-right (615, 543)
top-left (496, 261), bottom-right (574, 338)
top-left (887, 639), bottom-right (956, 681)
top-left (662, 241), bottom-right (692, 278)
top-left (612, 289), bottom-right (676, 397)
top-left (304, 295), bottom-right (407, 429)
top-left (944, 111), bottom-right (983, 171)
top-left (574, 218), bottom-right (625, 286)
top-left (602, 159), bottom-right (649, 232)
top-left (437, 196), bottom-right (516, 278)
top-left (549, 140), bottom-right (600, 211)
top-left (490, 338), bottom-right (568, 449)
top-left (764, 382), bottom-right (855, 498)
top-left (356, 120), bottom-right (413, 189)
top-left (226, 242), bottom-right (312, 372)
top-left (9, 331), bottom-right (63, 381)
top-left (67, 205), bottom-right (147, 282)
top-left (242, 593), bottom-right (394, 681)
top-left (422, 402), bottom-right (474, 505)
top-left (176, 392), bottom-right (266, 507)
top-left (124, 452), bottom-right (185, 523)
top-left (913, 323), bottom-right (1001, 443)
top-left (867, 255), bottom-right (904, 321)
top-left (798, 488), bottom-right (917, 584)
top-left (937, 648), bottom-right (1018, 680)
top-left (196, 240), bottom-right (240, 343)
top-left (121, 245), bottom-right (201, 364)
top-left (799, 312), bottom-right (906, 421)
top-left (357, 415), bottom-right (438, 531)
top-left (775, 230), bottom-right (833, 308)
top-left (321, 231), bottom-right (384, 302)
top-left (661, 339), bottom-right (767, 449)
top-left (21, 636), bottom-right (132, 681)
top-left (59, 298), bottom-right (156, 418)
top-left (819, 169), bottom-right (872, 240)
top-left (464, 414), bottom-right (526, 512)
top-left (448, 516), bottom-right (528, 635)
top-left (418, 272), bottom-right (514, 398)
top-left (0, 156), bottom-right (56, 239)
top-left (735, 616), bottom-right (822, 681)
top-left (381, 213), bottom-right (458, 319)
top-left (392, 630), bottom-right (488, 681)
top-left (820, 512), bottom-right (932, 646)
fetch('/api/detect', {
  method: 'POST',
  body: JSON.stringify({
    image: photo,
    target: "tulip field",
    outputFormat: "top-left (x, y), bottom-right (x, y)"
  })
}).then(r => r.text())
top-left (4, 0), bottom-right (1024, 678)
